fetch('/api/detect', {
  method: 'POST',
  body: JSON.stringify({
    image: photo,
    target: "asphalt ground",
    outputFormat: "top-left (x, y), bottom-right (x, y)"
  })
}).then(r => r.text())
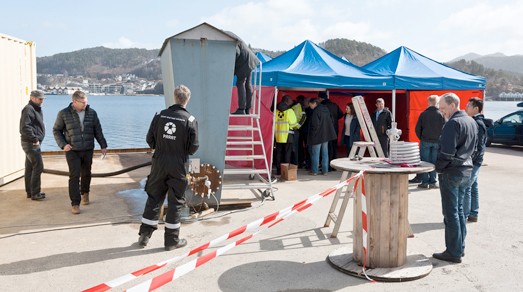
top-left (1, 145), bottom-right (522, 291)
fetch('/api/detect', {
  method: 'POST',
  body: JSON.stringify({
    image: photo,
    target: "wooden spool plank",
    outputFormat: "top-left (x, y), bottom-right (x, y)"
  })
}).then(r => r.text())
top-left (379, 174), bottom-right (392, 267)
top-left (389, 173), bottom-right (401, 265)
top-left (368, 173), bottom-right (381, 267)
top-left (397, 174), bottom-right (409, 265)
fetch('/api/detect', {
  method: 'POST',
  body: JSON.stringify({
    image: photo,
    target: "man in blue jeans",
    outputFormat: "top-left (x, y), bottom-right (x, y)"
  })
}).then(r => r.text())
top-left (434, 93), bottom-right (477, 263)
top-left (307, 98), bottom-right (336, 175)
top-left (464, 97), bottom-right (487, 223)
top-left (415, 95), bottom-right (445, 189)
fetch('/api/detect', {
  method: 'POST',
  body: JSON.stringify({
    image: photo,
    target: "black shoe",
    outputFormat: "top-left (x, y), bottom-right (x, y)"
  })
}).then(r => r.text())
top-left (231, 109), bottom-right (246, 115)
top-left (409, 177), bottom-right (422, 184)
top-left (433, 251), bottom-right (462, 263)
top-left (429, 184), bottom-right (439, 189)
top-left (245, 107), bottom-right (251, 114)
top-left (27, 193), bottom-right (31, 199)
top-left (165, 238), bottom-right (187, 251)
top-left (31, 193), bottom-right (45, 201)
top-left (467, 216), bottom-right (478, 222)
top-left (138, 234), bottom-right (150, 248)
top-left (417, 183), bottom-right (430, 189)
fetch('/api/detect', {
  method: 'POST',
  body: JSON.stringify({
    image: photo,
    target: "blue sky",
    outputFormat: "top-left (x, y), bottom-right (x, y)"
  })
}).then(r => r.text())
top-left (2, 0), bottom-right (522, 62)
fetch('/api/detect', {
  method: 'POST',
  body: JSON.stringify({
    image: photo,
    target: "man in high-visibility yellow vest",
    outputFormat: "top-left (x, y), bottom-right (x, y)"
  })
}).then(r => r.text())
top-left (274, 95), bottom-right (298, 175)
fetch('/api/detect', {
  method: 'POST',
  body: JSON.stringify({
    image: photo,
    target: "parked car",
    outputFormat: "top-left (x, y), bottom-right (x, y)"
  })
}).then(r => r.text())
top-left (486, 108), bottom-right (523, 146)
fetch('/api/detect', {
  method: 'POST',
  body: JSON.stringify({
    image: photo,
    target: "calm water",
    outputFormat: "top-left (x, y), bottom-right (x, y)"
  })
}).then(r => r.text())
top-left (483, 100), bottom-right (522, 121)
top-left (39, 97), bottom-right (519, 151)
top-left (40, 95), bottom-right (165, 151)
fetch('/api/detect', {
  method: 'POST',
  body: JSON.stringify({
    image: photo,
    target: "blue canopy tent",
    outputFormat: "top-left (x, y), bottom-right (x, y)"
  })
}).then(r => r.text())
top-left (363, 46), bottom-right (486, 90)
top-left (260, 40), bottom-right (393, 90)
top-left (256, 51), bottom-right (272, 63)
top-left (362, 46), bottom-right (487, 141)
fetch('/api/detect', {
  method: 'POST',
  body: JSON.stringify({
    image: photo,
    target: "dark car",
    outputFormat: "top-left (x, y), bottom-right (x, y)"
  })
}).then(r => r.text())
top-left (486, 107), bottom-right (523, 147)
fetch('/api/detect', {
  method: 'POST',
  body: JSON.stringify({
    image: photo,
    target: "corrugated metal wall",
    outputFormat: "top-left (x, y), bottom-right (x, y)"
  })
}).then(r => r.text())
top-left (0, 33), bottom-right (36, 185)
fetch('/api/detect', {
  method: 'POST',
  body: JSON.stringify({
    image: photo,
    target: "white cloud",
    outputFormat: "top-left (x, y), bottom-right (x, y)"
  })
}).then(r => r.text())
top-left (102, 37), bottom-right (157, 50)
top-left (437, 1), bottom-right (523, 58)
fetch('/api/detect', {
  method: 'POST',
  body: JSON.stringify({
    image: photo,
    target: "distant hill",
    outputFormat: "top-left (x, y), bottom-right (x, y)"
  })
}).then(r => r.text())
top-left (450, 52), bottom-right (523, 75)
top-left (319, 38), bottom-right (387, 66)
top-left (36, 41), bottom-right (523, 96)
top-left (37, 46), bottom-right (161, 80)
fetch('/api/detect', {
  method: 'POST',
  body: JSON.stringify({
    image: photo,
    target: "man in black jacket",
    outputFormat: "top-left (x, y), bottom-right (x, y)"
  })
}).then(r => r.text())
top-left (53, 91), bottom-right (107, 214)
top-left (138, 85), bottom-right (199, 251)
top-left (372, 98), bottom-right (392, 157)
top-left (464, 97), bottom-right (487, 223)
top-left (414, 95), bottom-right (445, 189)
top-left (229, 33), bottom-right (259, 115)
top-left (319, 91), bottom-right (343, 168)
top-left (20, 90), bottom-right (46, 201)
top-left (433, 92), bottom-right (477, 264)
top-left (308, 98), bottom-right (337, 175)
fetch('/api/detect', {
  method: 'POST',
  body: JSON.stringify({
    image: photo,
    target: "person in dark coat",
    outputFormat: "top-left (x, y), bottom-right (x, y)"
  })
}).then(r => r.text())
top-left (138, 85), bottom-right (199, 251)
top-left (433, 92), bottom-right (477, 264)
top-left (20, 90), bottom-right (46, 201)
top-left (463, 97), bottom-right (487, 223)
top-left (319, 91), bottom-right (343, 167)
top-left (372, 98), bottom-right (392, 157)
top-left (227, 32), bottom-right (259, 115)
top-left (53, 90), bottom-right (107, 214)
top-left (341, 102), bottom-right (361, 156)
top-left (414, 95), bottom-right (445, 189)
top-left (307, 98), bottom-right (337, 175)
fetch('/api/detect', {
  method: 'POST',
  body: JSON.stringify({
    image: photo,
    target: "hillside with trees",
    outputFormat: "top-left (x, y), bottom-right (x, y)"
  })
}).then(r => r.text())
top-left (36, 39), bottom-right (523, 97)
top-left (37, 47), bottom-right (161, 80)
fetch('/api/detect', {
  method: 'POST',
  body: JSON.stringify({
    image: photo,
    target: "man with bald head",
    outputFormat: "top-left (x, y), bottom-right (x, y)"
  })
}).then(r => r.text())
top-left (413, 95), bottom-right (445, 189)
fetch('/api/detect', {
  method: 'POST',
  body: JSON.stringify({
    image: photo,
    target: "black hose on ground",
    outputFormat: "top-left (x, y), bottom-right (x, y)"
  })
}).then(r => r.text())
top-left (43, 161), bottom-right (152, 177)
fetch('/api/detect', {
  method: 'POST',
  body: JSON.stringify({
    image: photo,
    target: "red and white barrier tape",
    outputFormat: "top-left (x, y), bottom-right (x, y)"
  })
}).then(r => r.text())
top-left (126, 172), bottom-right (363, 292)
top-left (84, 171), bottom-right (363, 292)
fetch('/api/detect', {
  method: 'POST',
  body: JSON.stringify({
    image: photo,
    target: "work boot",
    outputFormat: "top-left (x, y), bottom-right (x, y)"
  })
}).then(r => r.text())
top-left (81, 192), bottom-right (90, 205)
top-left (231, 108), bottom-right (246, 115)
top-left (31, 193), bottom-right (45, 201)
top-left (138, 234), bottom-right (150, 248)
top-left (433, 251), bottom-right (462, 263)
top-left (71, 205), bottom-right (81, 214)
top-left (165, 239), bottom-right (187, 251)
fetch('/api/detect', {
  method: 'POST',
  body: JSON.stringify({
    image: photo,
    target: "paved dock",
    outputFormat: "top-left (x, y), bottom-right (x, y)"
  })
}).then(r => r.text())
top-left (1, 146), bottom-right (522, 291)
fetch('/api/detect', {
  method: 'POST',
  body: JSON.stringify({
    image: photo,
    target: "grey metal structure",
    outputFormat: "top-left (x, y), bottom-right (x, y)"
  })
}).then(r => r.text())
top-left (159, 23), bottom-right (274, 203)
top-left (159, 23), bottom-right (237, 202)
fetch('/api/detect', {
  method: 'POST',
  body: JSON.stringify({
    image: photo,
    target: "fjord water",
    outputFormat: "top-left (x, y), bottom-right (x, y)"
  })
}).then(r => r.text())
top-left (38, 96), bottom-right (519, 151)
top-left (40, 95), bottom-right (164, 151)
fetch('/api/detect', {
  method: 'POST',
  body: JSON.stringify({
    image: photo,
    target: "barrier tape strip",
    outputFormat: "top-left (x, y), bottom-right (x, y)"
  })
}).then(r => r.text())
top-left (126, 172), bottom-right (364, 292)
top-left (84, 171), bottom-right (363, 292)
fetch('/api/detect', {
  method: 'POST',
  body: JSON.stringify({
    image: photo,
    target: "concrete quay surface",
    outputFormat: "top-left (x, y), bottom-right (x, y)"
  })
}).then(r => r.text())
top-left (0, 146), bottom-right (522, 291)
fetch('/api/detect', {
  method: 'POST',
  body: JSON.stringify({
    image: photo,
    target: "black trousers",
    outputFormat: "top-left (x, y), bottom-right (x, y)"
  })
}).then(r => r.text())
top-left (328, 139), bottom-right (338, 164)
top-left (236, 70), bottom-right (253, 110)
top-left (291, 131), bottom-right (300, 165)
top-left (65, 149), bottom-right (93, 206)
top-left (21, 142), bottom-right (43, 196)
top-left (378, 135), bottom-right (389, 157)
top-left (140, 160), bottom-right (187, 246)
top-left (275, 140), bottom-right (292, 174)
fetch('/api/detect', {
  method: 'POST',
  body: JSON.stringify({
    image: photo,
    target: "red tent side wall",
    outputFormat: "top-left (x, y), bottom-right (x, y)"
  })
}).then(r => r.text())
top-left (408, 90), bottom-right (485, 143)
top-left (228, 86), bottom-right (275, 169)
